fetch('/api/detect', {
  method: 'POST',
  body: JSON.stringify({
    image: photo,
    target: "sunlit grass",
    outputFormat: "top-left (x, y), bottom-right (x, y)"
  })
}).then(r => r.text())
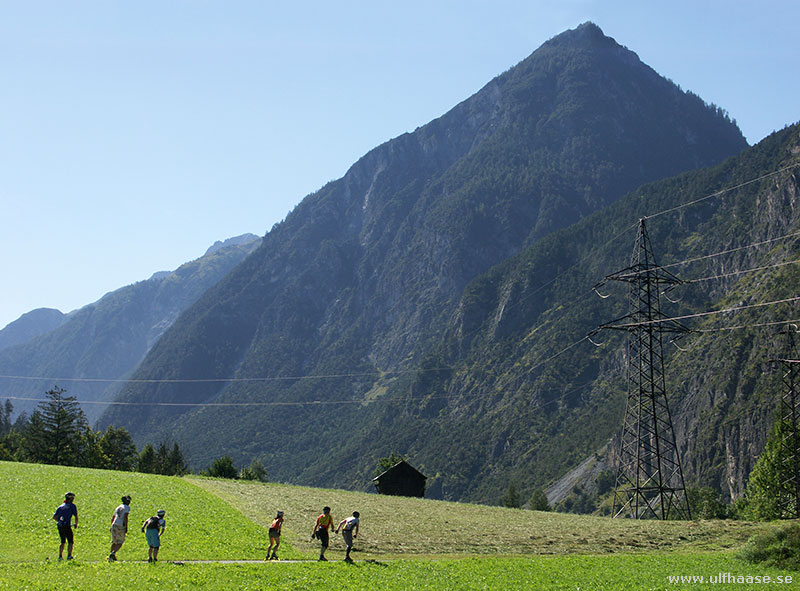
top-left (1, 461), bottom-right (794, 591)
top-left (193, 477), bottom-right (771, 559)
top-left (0, 553), bottom-right (795, 590)
top-left (0, 461), bottom-right (294, 563)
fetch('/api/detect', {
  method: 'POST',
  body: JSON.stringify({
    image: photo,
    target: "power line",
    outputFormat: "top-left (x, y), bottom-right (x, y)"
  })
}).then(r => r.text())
top-left (2, 166), bottom-right (797, 403)
top-left (688, 259), bottom-right (800, 284)
top-left (696, 318), bottom-right (800, 334)
top-left (643, 162), bottom-right (800, 221)
top-left (609, 230), bottom-right (800, 281)
top-left (0, 369), bottom-right (409, 385)
top-left (1, 378), bottom-right (597, 411)
top-left (607, 296), bottom-right (800, 330)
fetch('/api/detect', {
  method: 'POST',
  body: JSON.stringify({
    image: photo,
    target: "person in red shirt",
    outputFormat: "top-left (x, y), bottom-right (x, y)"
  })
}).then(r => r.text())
top-left (311, 506), bottom-right (334, 561)
top-left (266, 511), bottom-right (283, 560)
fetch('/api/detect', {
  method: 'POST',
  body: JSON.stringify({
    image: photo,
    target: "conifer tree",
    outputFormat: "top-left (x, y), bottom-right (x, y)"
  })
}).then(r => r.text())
top-left (139, 443), bottom-right (158, 473)
top-left (98, 425), bottom-right (138, 471)
top-left (167, 443), bottom-right (188, 476)
top-left (529, 488), bottom-right (552, 512)
top-left (502, 482), bottom-right (522, 508)
top-left (23, 387), bottom-right (88, 465)
top-left (155, 442), bottom-right (171, 474)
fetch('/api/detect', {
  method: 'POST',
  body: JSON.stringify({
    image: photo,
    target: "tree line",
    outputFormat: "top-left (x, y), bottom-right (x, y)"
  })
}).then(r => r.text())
top-left (0, 387), bottom-right (267, 481)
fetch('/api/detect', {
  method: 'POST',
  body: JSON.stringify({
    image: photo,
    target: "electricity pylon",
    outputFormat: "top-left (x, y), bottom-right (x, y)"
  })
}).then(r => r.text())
top-left (774, 327), bottom-right (800, 518)
top-left (596, 218), bottom-right (692, 519)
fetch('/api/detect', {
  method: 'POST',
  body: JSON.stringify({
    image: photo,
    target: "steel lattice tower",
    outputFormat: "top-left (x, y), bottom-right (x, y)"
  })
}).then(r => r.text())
top-left (597, 218), bottom-right (692, 519)
top-left (775, 328), bottom-right (800, 519)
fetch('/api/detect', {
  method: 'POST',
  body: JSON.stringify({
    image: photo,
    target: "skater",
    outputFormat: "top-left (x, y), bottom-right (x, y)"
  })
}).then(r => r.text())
top-left (141, 509), bottom-right (166, 562)
top-left (311, 506), bottom-right (334, 561)
top-left (266, 510), bottom-right (284, 560)
top-left (52, 492), bottom-right (78, 560)
top-left (335, 511), bottom-right (360, 562)
top-left (108, 495), bottom-right (131, 562)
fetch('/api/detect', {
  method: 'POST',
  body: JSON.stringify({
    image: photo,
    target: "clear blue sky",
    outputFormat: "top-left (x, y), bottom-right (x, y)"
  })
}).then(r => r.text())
top-left (1, 1), bottom-right (798, 330)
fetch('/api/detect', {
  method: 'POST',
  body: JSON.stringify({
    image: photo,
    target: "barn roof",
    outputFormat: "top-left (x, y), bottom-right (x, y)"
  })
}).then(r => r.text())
top-left (371, 460), bottom-right (427, 482)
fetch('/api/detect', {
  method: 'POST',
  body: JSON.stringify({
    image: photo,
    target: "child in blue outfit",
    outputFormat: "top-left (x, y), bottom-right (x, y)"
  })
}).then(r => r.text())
top-left (140, 510), bottom-right (166, 562)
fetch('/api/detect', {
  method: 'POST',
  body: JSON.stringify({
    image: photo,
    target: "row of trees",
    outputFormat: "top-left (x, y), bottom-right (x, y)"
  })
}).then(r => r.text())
top-left (0, 388), bottom-right (187, 475)
top-left (1, 388), bottom-right (270, 482)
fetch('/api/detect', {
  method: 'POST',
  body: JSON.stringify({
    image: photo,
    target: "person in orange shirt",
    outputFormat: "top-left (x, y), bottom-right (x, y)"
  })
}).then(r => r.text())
top-left (311, 506), bottom-right (334, 561)
top-left (266, 511), bottom-right (284, 560)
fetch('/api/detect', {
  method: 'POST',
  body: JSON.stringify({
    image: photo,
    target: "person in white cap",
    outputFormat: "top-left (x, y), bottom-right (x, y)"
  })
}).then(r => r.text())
top-left (141, 509), bottom-right (166, 562)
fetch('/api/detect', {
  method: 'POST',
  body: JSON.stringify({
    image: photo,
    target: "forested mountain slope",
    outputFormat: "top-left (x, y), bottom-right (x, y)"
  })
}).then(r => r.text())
top-left (99, 23), bottom-right (748, 497)
top-left (374, 123), bottom-right (800, 503)
top-left (0, 309), bottom-right (67, 353)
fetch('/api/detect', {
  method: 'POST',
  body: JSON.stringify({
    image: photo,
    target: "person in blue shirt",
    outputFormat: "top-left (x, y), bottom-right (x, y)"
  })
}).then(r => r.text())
top-left (52, 492), bottom-right (78, 560)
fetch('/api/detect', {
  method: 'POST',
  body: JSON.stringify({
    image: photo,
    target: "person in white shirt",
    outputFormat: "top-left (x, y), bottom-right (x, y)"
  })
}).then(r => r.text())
top-left (335, 511), bottom-right (360, 562)
top-left (108, 495), bottom-right (131, 562)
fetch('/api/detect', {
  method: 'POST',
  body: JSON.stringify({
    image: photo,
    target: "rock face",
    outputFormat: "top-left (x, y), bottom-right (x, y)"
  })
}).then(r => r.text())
top-left (100, 22), bottom-right (750, 500)
top-left (0, 236), bottom-right (261, 422)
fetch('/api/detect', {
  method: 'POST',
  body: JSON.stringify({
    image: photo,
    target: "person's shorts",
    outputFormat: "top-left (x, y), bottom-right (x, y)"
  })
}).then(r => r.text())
top-left (110, 524), bottom-right (127, 545)
top-left (145, 528), bottom-right (161, 548)
top-left (317, 529), bottom-right (330, 548)
top-left (57, 525), bottom-right (73, 545)
top-left (269, 527), bottom-right (280, 539)
top-left (341, 529), bottom-right (353, 548)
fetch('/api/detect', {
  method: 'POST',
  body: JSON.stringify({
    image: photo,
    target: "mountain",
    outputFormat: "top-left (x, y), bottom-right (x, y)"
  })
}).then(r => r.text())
top-left (0, 234), bottom-right (261, 422)
top-left (370, 123), bottom-right (800, 505)
top-left (0, 308), bottom-right (67, 352)
top-left (99, 23), bottom-right (748, 496)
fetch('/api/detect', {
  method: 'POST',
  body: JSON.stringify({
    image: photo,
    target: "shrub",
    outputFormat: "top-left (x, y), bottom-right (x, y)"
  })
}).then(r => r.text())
top-left (738, 524), bottom-right (800, 570)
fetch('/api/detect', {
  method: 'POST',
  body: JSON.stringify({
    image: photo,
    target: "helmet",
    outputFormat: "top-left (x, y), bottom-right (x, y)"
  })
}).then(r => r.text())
top-left (65, 492), bottom-right (75, 499)
top-left (122, 495), bottom-right (131, 504)
top-left (276, 510), bottom-right (284, 517)
top-left (157, 509), bottom-right (166, 516)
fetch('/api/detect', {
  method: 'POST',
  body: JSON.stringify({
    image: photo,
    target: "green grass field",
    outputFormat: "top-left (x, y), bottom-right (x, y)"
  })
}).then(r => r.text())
top-left (0, 462), bottom-right (289, 562)
top-left (1, 461), bottom-right (797, 590)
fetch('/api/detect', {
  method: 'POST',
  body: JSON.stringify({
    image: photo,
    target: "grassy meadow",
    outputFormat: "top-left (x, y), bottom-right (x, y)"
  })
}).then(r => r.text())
top-left (194, 477), bottom-right (768, 558)
top-left (0, 461), bottom-right (797, 590)
top-left (0, 461), bottom-right (287, 562)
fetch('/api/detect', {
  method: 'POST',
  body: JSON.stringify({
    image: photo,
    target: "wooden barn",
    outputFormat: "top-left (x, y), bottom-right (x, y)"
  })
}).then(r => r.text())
top-left (372, 460), bottom-right (427, 498)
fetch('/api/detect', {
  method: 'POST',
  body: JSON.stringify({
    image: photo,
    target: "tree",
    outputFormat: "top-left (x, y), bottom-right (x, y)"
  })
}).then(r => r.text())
top-left (144, 441), bottom-right (189, 475)
top-left (206, 455), bottom-right (238, 479)
top-left (374, 452), bottom-right (407, 477)
top-left (23, 387), bottom-right (88, 465)
top-left (240, 458), bottom-right (268, 482)
top-left (529, 488), bottom-right (552, 512)
top-left (98, 426), bottom-right (138, 471)
top-left (744, 418), bottom-right (793, 520)
top-left (80, 426), bottom-right (108, 469)
top-left (687, 487), bottom-right (729, 519)
top-left (502, 482), bottom-right (522, 508)
top-left (167, 443), bottom-right (189, 476)
top-left (0, 400), bottom-right (22, 461)
top-left (139, 443), bottom-right (158, 473)
top-left (0, 399), bottom-right (13, 436)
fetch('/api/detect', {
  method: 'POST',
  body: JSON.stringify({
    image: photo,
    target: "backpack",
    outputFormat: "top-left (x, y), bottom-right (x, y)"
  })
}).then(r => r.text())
top-left (145, 516), bottom-right (161, 530)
